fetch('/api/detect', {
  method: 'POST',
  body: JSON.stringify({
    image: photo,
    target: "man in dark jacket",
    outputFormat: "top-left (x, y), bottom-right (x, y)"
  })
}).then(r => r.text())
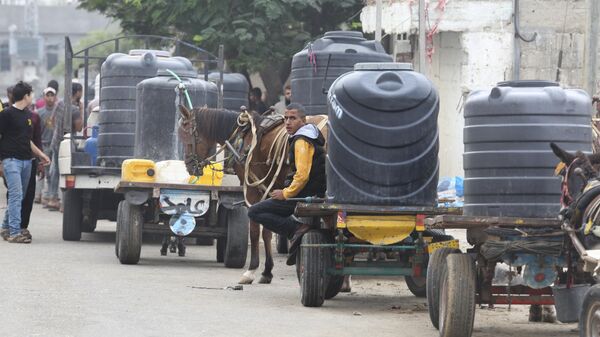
top-left (247, 103), bottom-right (326, 265)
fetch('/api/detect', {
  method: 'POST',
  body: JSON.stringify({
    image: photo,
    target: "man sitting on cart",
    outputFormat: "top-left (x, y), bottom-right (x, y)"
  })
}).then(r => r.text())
top-left (248, 103), bottom-right (326, 266)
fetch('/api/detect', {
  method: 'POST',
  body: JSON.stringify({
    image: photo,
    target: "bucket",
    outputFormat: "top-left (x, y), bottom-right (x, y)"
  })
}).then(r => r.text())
top-left (552, 284), bottom-right (591, 323)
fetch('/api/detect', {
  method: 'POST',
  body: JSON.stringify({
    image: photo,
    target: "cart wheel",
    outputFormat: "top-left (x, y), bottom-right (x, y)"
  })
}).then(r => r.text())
top-left (439, 253), bottom-right (476, 337)
top-left (580, 284), bottom-right (600, 337)
top-left (276, 233), bottom-right (289, 254)
top-left (223, 207), bottom-right (249, 269)
top-left (216, 237), bottom-right (225, 263)
top-left (427, 247), bottom-right (461, 329)
top-left (62, 189), bottom-right (83, 241)
top-left (299, 230), bottom-right (329, 307)
top-left (81, 190), bottom-right (99, 233)
top-left (116, 200), bottom-right (143, 265)
top-left (115, 201), bottom-right (122, 258)
top-left (405, 276), bottom-right (427, 298)
top-left (324, 275), bottom-right (345, 300)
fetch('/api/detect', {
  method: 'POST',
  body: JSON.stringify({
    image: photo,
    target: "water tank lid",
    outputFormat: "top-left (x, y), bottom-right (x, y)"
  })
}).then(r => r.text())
top-left (323, 31), bottom-right (365, 40)
top-left (354, 62), bottom-right (412, 71)
top-left (497, 80), bottom-right (559, 88)
top-left (156, 69), bottom-right (198, 78)
top-left (129, 49), bottom-right (172, 58)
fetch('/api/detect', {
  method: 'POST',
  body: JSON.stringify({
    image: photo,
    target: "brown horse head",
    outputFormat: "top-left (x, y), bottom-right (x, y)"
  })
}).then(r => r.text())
top-left (177, 105), bottom-right (239, 176)
top-left (550, 142), bottom-right (600, 205)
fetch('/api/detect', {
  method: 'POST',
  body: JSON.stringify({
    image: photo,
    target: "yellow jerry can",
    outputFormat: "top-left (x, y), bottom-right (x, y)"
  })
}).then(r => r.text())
top-left (344, 215), bottom-right (416, 245)
top-left (188, 162), bottom-right (224, 186)
top-left (121, 159), bottom-right (156, 183)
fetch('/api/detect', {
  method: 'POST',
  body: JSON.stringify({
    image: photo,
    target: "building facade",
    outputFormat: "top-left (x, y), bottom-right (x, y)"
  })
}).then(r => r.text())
top-left (361, 0), bottom-right (598, 177)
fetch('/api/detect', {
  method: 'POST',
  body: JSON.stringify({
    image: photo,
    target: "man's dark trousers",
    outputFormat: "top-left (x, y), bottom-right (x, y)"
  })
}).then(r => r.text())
top-left (247, 199), bottom-right (301, 238)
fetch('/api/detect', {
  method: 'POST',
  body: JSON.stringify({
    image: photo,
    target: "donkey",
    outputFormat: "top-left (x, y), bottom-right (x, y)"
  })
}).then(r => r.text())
top-left (177, 105), bottom-right (328, 284)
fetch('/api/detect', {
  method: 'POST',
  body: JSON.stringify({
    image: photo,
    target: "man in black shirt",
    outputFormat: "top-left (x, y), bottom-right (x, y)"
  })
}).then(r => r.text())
top-left (0, 81), bottom-right (50, 243)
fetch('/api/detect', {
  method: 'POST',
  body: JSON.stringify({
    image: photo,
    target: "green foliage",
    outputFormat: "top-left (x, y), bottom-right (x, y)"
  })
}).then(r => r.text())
top-left (77, 0), bottom-right (364, 75)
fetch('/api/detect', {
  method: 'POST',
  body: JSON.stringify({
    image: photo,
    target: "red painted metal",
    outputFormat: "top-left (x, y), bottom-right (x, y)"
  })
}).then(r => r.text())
top-left (476, 286), bottom-right (555, 306)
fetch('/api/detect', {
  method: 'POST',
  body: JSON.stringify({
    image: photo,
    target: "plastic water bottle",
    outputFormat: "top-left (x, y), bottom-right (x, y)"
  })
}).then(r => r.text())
top-left (84, 126), bottom-right (99, 166)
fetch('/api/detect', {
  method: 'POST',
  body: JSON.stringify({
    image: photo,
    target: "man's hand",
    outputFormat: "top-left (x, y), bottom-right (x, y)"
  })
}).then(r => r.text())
top-left (39, 153), bottom-right (51, 167)
top-left (37, 162), bottom-right (45, 179)
top-left (270, 189), bottom-right (286, 201)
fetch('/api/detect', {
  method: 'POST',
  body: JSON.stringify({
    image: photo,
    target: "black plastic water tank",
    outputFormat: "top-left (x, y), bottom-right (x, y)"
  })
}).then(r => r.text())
top-left (207, 72), bottom-right (249, 111)
top-left (291, 31), bottom-right (393, 116)
top-left (326, 63), bottom-right (439, 206)
top-left (463, 80), bottom-right (592, 217)
top-left (97, 50), bottom-right (194, 167)
top-left (135, 70), bottom-right (218, 162)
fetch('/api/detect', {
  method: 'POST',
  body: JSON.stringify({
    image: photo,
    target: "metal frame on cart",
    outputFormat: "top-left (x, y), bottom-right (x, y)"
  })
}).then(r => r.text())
top-left (293, 201), bottom-right (461, 307)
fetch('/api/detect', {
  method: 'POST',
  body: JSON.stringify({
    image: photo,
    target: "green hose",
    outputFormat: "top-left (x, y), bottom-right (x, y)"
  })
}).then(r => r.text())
top-left (166, 68), bottom-right (193, 109)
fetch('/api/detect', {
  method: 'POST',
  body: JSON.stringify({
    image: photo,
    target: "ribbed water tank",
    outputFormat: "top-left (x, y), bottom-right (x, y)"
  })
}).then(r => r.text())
top-left (463, 80), bottom-right (592, 218)
top-left (135, 70), bottom-right (218, 162)
top-left (326, 63), bottom-right (439, 206)
top-left (97, 50), bottom-right (194, 167)
top-left (207, 72), bottom-right (249, 111)
top-left (291, 31), bottom-right (393, 115)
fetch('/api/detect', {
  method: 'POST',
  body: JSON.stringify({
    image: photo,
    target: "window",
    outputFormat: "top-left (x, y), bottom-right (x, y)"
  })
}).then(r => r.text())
top-left (0, 43), bottom-right (10, 71)
top-left (46, 44), bottom-right (59, 71)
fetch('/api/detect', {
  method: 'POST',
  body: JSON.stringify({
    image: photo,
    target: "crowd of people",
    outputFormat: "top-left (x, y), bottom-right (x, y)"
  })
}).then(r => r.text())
top-left (0, 80), bottom-right (84, 243)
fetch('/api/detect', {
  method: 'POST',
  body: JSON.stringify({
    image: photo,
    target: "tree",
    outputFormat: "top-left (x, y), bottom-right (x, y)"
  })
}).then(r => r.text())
top-left (78, 0), bottom-right (364, 104)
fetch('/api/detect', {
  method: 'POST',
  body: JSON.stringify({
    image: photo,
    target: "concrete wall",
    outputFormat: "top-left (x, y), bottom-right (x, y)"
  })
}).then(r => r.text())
top-left (361, 0), bottom-right (595, 177)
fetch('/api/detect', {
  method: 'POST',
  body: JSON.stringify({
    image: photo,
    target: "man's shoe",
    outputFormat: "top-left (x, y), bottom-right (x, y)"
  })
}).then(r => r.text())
top-left (7, 234), bottom-right (32, 244)
top-left (0, 228), bottom-right (9, 241)
top-left (21, 229), bottom-right (32, 240)
top-left (34, 195), bottom-right (42, 204)
top-left (286, 224), bottom-right (312, 266)
top-left (47, 199), bottom-right (60, 211)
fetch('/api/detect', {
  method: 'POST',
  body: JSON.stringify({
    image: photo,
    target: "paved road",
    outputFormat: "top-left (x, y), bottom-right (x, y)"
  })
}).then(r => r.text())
top-left (0, 192), bottom-right (579, 337)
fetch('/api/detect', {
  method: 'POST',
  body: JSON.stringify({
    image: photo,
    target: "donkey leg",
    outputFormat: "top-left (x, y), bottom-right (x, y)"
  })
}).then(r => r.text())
top-left (239, 221), bottom-right (260, 284)
top-left (160, 236), bottom-right (168, 256)
top-left (259, 229), bottom-right (274, 284)
top-left (341, 275), bottom-right (352, 293)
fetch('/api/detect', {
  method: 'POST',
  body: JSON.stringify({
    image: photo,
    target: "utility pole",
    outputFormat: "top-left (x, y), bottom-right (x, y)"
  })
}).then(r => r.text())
top-left (375, 0), bottom-right (382, 42)
top-left (585, 0), bottom-right (600, 96)
top-left (418, 0), bottom-right (427, 75)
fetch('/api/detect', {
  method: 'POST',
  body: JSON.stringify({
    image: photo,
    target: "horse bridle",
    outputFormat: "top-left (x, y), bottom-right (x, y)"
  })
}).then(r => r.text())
top-left (560, 157), bottom-right (581, 208)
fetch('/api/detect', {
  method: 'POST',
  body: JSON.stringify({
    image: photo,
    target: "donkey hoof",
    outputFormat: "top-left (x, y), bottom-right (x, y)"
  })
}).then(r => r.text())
top-left (160, 249), bottom-right (167, 256)
top-left (258, 275), bottom-right (273, 284)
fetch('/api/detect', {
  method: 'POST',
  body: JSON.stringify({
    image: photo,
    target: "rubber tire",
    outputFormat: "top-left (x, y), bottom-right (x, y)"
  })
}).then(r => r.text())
top-left (223, 207), bottom-right (249, 269)
top-left (116, 200), bottom-right (143, 265)
top-left (62, 189), bottom-right (83, 241)
top-left (324, 275), bottom-right (345, 300)
top-left (216, 238), bottom-right (225, 263)
top-left (427, 247), bottom-right (461, 329)
top-left (405, 276), bottom-right (427, 298)
top-left (81, 191), bottom-right (99, 233)
top-left (115, 201), bottom-right (121, 258)
top-left (299, 230), bottom-right (329, 307)
top-left (580, 284), bottom-right (600, 337)
top-left (276, 233), bottom-right (289, 254)
top-left (439, 253), bottom-right (476, 337)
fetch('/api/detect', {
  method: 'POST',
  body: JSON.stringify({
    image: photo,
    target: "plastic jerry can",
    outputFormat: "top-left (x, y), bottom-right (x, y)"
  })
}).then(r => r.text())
top-left (188, 162), bottom-right (224, 186)
top-left (121, 159), bottom-right (156, 183)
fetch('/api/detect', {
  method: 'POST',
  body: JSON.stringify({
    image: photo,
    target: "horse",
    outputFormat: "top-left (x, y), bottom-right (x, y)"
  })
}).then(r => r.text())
top-left (177, 105), bottom-right (328, 285)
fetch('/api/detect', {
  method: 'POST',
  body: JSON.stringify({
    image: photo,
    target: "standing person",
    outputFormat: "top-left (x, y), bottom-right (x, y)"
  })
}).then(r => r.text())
top-left (249, 87), bottom-right (267, 114)
top-left (34, 87), bottom-right (57, 205)
top-left (274, 85), bottom-right (292, 115)
top-left (247, 103), bottom-right (326, 265)
top-left (20, 103), bottom-right (43, 240)
top-left (0, 81), bottom-right (50, 243)
top-left (47, 82), bottom-right (83, 211)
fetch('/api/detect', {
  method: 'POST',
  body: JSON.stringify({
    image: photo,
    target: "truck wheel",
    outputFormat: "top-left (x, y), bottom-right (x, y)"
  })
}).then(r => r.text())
top-left (427, 247), bottom-right (461, 329)
top-left (299, 230), bottom-right (329, 307)
top-left (81, 190), bottom-right (99, 233)
top-left (439, 253), bottom-right (476, 337)
top-left (62, 189), bottom-right (83, 241)
top-left (216, 238), bottom-right (225, 262)
top-left (580, 284), bottom-right (600, 337)
top-left (405, 276), bottom-right (427, 298)
top-left (223, 207), bottom-right (249, 269)
top-left (276, 233), bottom-right (289, 254)
top-left (324, 275), bottom-right (344, 300)
top-left (116, 200), bottom-right (143, 265)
